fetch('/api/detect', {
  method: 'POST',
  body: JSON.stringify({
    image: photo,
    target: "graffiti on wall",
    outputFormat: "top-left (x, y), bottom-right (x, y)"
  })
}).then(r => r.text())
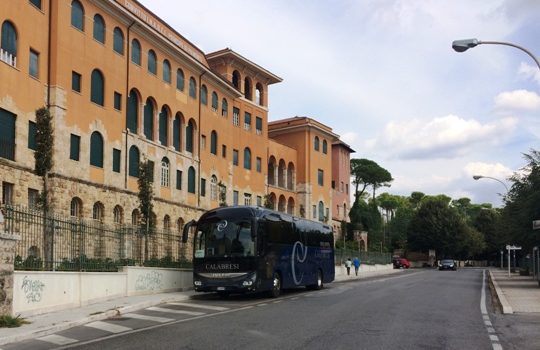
top-left (21, 276), bottom-right (45, 303)
top-left (135, 271), bottom-right (163, 291)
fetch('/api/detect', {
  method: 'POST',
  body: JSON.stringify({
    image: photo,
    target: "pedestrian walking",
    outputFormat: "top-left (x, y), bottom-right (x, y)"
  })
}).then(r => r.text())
top-left (345, 258), bottom-right (352, 276)
top-left (353, 257), bottom-right (360, 276)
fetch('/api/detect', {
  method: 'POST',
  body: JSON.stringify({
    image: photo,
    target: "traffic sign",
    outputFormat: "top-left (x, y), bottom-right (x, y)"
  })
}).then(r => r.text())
top-left (533, 220), bottom-right (540, 230)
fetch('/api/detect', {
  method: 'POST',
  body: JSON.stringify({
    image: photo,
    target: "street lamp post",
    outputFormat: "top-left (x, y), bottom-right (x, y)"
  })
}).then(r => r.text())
top-left (452, 38), bottom-right (540, 72)
top-left (472, 175), bottom-right (509, 192)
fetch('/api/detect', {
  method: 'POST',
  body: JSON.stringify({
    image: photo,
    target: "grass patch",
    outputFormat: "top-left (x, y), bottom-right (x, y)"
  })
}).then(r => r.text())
top-left (0, 315), bottom-right (30, 328)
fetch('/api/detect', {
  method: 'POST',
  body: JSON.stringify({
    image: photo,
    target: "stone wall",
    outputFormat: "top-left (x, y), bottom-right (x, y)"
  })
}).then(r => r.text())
top-left (0, 231), bottom-right (20, 316)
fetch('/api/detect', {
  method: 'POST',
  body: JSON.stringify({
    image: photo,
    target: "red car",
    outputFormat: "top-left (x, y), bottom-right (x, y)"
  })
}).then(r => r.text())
top-left (393, 257), bottom-right (411, 269)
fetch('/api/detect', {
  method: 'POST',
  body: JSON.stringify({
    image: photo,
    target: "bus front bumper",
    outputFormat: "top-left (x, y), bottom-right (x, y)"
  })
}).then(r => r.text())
top-left (193, 271), bottom-right (258, 293)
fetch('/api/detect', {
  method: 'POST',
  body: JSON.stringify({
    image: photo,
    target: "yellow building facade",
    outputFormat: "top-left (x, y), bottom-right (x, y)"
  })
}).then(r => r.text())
top-left (0, 0), bottom-right (352, 243)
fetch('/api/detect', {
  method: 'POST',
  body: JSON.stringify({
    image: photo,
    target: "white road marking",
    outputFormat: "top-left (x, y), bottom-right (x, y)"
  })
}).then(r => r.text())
top-left (487, 327), bottom-right (495, 333)
top-left (37, 334), bottom-right (78, 345)
top-left (257, 303), bottom-right (268, 307)
top-left (493, 343), bottom-right (503, 350)
top-left (485, 320), bottom-right (493, 327)
top-left (124, 313), bottom-right (174, 323)
top-left (167, 302), bottom-right (229, 311)
top-left (85, 321), bottom-right (132, 334)
top-left (490, 335), bottom-right (499, 342)
top-left (147, 306), bottom-right (205, 316)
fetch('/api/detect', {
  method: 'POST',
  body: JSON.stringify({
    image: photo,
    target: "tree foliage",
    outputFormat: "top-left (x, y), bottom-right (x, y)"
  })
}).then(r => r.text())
top-left (34, 107), bottom-right (53, 177)
top-left (350, 158), bottom-right (393, 204)
top-left (138, 159), bottom-right (155, 234)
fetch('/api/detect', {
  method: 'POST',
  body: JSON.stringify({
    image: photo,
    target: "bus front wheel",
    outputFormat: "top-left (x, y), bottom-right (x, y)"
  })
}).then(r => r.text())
top-left (269, 272), bottom-right (281, 298)
top-left (308, 270), bottom-right (323, 290)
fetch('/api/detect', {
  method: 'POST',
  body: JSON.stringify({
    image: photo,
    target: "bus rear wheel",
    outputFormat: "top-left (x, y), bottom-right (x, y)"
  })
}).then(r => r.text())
top-left (269, 272), bottom-right (281, 298)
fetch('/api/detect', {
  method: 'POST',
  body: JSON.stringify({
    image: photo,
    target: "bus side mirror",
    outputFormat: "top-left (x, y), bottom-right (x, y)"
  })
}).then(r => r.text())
top-left (182, 220), bottom-right (196, 243)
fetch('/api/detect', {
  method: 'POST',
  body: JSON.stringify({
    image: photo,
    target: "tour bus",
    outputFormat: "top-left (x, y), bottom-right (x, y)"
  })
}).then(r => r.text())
top-left (182, 206), bottom-right (334, 297)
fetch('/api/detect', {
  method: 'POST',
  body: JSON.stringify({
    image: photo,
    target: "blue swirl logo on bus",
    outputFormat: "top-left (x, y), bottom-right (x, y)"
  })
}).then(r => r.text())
top-left (291, 241), bottom-right (308, 285)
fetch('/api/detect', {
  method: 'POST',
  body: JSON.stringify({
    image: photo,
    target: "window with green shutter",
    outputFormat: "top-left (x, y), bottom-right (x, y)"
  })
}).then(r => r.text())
top-left (188, 166), bottom-right (196, 193)
top-left (256, 117), bottom-right (262, 135)
top-left (91, 69), bottom-right (104, 106)
top-left (131, 39), bottom-right (141, 65)
top-left (173, 115), bottom-right (180, 151)
top-left (93, 14), bottom-right (105, 44)
top-left (176, 69), bottom-right (184, 91)
top-left (176, 170), bottom-right (182, 190)
top-left (28, 121), bottom-right (36, 150)
top-left (127, 89), bottom-right (138, 132)
top-left (112, 148), bottom-right (121, 173)
top-left (114, 91), bottom-right (122, 110)
top-left (0, 108), bottom-right (16, 161)
top-left (128, 146), bottom-right (139, 177)
top-left (90, 131), bottom-right (104, 167)
top-left (159, 107), bottom-right (168, 146)
top-left (113, 27), bottom-right (124, 55)
top-left (72, 71), bottom-right (81, 92)
top-left (69, 134), bottom-right (80, 161)
top-left (148, 50), bottom-right (157, 75)
top-left (201, 178), bottom-right (206, 197)
top-left (71, 0), bottom-right (84, 31)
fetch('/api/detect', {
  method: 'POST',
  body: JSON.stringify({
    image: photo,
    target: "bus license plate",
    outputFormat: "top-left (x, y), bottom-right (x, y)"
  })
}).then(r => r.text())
top-left (217, 287), bottom-right (225, 291)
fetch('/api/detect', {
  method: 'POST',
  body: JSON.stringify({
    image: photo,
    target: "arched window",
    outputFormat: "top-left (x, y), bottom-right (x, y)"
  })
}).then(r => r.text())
top-left (322, 140), bottom-right (328, 154)
top-left (256, 83), bottom-right (264, 106)
top-left (147, 50), bottom-right (157, 74)
top-left (127, 89), bottom-right (138, 133)
top-left (187, 166), bottom-right (196, 193)
top-left (164, 215), bottom-right (171, 232)
top-left (159, 106), bottom-right (169, 146)
top-left (189, 77), bottom-right (196, 98)
top-left (131, 39), bottom-right (141, 65)
top-left (113, 205), bottom-right (123, 224)
top-left (268, 156), bottom-right (276, 186)
top-left (1, 21), bottom-right (17, 64)
top-left (93, 201), bottom-right (104, 221)
top-left (128, 145), bottom-right (140, 177)
top-left (318, 201), bottom-right (324, 222)
top-left (131, 209), bottom-right (140, 225)
top-left (210, 130), bottom-right (217, 155)
top-left (244, 77), bottom-right (252, 100)
top-left (90, 131), bottom-right (104, 167)
top-left (176, 69), bottom-right (184, 91)
top-left (314, 136), bottom-right (320, 151)
top-left (232, 70), bottom-right (240, 89)
top-left (30, 0), bottom-right (42, 9)
top-left (70, 0), bottom-right (84, 31)
top-left (278, 159), bottom-right (286, 187)
top-left (93, 14), bottom-right (105, 43)
top-left (211, 92), bottom-right (218, 112)
top-left (210, 175), bottom-right (218, 201)
top-left (244, 147), bottom-right (251, 170)
top-left (186, 120), bottom-right (194, 153)
top-left (143, 98), bottom-right (154, 140)
top-left (221, 98), bottom-right (228, 117)
top-left (113, 27), bottom-right (124, 54)
top-left (163, 59), bottom-right (171, 83)
top-left (173, 113), bottom-right (181, 151)
top-left (90, 69), bottom-right (104, 106)
top-left (160, 157), bottom-right (170, 187)
top-left (200, 85), bottom-right (208, 105)
top-left (71, 197), bottom-right (83, 218)
top-left (177, 218), bottom-right (185, 233)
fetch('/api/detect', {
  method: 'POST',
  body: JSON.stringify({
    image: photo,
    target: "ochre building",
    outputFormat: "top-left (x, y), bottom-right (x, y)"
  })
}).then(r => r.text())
top-left (0, 0), bottom-right (353, 243)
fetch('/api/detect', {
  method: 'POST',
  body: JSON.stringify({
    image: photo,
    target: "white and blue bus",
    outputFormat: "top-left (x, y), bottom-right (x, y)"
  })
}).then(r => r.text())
top-left (182, 206), bottom-right (334, 297)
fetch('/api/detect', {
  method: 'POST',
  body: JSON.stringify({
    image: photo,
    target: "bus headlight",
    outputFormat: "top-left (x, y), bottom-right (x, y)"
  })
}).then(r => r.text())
top-left (242, 272), bottom-right (257, 286)
top-left (194, 280), bottom-right (202, 286)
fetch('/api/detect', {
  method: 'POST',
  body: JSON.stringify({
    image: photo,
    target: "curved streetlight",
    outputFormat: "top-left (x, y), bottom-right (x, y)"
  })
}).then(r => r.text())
top-left (452, 38), bottom-right (540, 72)
top-left (472, 175), bottom-right (509, 192)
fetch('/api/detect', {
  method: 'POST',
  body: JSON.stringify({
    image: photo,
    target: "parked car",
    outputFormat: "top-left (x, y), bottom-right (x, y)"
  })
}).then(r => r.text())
top-left (438, 259), bottom-right (457, 271)
top-left (393, 257), bottom-right (411, 269)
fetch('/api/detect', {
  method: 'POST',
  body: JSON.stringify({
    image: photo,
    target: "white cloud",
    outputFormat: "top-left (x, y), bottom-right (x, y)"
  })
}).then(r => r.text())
top-left (518, 62), bottom-right (540, 85)
top-left (494, 89), bottom-right (540, 111)
top-left (365, 115), bottom-right (517, 160)
top-left (463, 162), bottom-right (513, 179)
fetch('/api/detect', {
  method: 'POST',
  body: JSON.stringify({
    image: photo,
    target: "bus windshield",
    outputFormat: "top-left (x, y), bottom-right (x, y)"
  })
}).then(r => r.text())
top-left (194, 217), bottom-right (255, 258)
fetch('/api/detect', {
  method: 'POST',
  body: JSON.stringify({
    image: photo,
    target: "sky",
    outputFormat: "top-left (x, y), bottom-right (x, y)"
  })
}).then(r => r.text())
top-left (139, 0), bottom-right (540, 207)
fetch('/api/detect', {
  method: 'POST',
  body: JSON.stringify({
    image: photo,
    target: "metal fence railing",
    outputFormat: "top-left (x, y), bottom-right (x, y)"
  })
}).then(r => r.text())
top-left (335, 248), bottom-right (392, 266)
top-left (3, 204), bottom-right (191, 272)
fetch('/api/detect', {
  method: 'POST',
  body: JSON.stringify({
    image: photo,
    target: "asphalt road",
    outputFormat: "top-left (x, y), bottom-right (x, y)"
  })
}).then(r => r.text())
top-left (6, 269), bottom-right (538, 350)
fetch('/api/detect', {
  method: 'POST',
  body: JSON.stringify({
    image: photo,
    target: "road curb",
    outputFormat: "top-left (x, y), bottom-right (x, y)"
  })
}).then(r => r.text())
top-left (488, 270), bottom-right (513, 314)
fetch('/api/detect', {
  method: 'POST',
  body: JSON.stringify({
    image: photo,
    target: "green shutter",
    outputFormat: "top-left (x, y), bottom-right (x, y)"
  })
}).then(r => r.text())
top-left (113, 148), bottom-right (121, 172)
top-left (188, 167), bottom-right (195, 193)
top-left (201, 178), bottom-right (206, 197)
top-left (0, 109), bottom-right (16, 160)
top-left (176, 170), bottom-right (182, 190)
top-left (129, 146), bottom-right (139, 177)
top-left (90, 132), bottom-right (103, 167)
top-left (70, 134), bottom-right (80, 161)
top-left (28, 121), bottom-right (37, 150)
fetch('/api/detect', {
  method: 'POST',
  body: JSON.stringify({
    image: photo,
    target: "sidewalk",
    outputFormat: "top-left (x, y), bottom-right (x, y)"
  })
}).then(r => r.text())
top-left (488, 268), bottom-right (540, 314)
top-left (0, 265), bottom-right (399, 346)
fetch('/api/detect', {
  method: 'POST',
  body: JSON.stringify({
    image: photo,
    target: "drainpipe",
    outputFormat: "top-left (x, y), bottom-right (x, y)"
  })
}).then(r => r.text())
top-left (46, 0), bottom-right (52, 108)
top-left (124, 21), bottom-right (135, 189)
top-left (197, 71), bottom-right (206, 207)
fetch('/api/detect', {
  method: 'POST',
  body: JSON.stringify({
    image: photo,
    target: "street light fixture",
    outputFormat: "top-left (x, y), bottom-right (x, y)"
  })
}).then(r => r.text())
top-left (452, 38), bottom-right (540, 72)
top-left (472, 175), bottom-right (509, 192)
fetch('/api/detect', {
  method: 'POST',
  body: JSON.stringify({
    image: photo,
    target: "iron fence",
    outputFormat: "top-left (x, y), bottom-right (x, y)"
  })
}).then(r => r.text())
top-left (335, 248), bottom-right (392, 266)
top-left (2, 204), bottom-right (191, 272)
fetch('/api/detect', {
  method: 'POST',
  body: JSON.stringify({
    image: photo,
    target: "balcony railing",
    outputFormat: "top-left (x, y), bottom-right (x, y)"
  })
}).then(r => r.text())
top-left (0, 48), bottom-right (16, 67)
